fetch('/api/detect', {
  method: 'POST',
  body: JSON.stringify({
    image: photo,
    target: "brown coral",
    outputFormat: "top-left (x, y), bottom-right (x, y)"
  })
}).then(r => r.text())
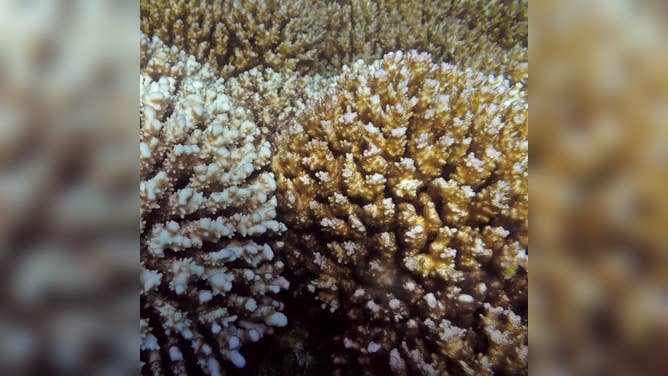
top-left (139, 0), bottom-right (528, 374)
top-left (273, 51), bottom-right (528, 374)
top-left (140, 0), bottom-right (527, 84)
top-left (342, 0), bottom-right (528, 85)
top-left (140, 0), bottom-right (343, 78)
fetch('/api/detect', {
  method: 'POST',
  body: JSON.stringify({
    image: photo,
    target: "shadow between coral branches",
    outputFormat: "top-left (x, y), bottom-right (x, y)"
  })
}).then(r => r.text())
top-left (229, 289), bottom-right (387, 376)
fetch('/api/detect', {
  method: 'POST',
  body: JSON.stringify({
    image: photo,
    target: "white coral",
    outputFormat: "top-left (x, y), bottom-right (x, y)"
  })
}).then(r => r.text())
top-left (140, 34), bottom-right (288, 373)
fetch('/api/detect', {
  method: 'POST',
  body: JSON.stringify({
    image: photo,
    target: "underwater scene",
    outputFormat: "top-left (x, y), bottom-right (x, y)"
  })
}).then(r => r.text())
top-left (140, 0), bottom-right (528, 374)
top-left (4, 0), bottom-right (668, 374)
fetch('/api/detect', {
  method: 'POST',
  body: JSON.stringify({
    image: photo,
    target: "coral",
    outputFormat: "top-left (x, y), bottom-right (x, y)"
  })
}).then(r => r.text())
top-left (139, 0), bottom-right (528, 374)
top-left (140, 0), bottom-right (342, 78)
top-left (273, 51), bottom-right (528, 375)
top-left (140, 0), bottom-right (527, 84)
top-left (218, 66), bottom-right (334, 136)
top-left (341, 0), bottom-right (528, 85)
top-left (140, 34), bottom-right (290, 374)
top-left (0, 1), bottom-right (137, 374)
top-left (442, 0), bottom-right (528, 50)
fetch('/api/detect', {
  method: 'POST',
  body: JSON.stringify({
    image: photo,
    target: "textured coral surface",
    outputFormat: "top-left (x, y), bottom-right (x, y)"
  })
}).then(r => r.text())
top-left (141, 0), bottom-right (527, 84)
top-left (140, 0), bottom-right (528, 374)
top-left (140, 36), bottom-right (289, 374)
top-left (274, 51), bottom-right (527, 375)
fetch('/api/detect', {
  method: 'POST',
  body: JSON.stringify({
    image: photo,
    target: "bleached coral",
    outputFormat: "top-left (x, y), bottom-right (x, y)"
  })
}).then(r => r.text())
top-left (0, 1), bottom-right (137, 374)
top-left (140, 34), bottom-right (289, 374)
top-left (139, 1), bottom-right (529, 374)
top-left (273, 51), bottom-right (528, 375)
top-left (220, 66), bottom-right (334, 136)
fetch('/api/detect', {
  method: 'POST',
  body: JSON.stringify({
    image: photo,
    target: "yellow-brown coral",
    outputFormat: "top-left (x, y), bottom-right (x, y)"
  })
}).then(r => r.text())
top-left (139, 0), bottom-right (529, 374)
top-left (140, 0), bottom-right (527, 84)
top-left (140, 0), bottom-right (343, 78)
top-left (273, 51), bottom-right (528, 374)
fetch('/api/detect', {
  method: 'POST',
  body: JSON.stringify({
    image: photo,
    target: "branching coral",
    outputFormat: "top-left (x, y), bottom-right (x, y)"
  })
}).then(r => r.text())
top-left (442, 0), bottom-right (528, 50)
top-left (140, 0), bottom-right (527, 84)
top-left (219, 66), bottom-right (334, 136)
top-left (0, 1), bottom-right (137, 374)
top-left (140, 0), bottom-right (343, 78)
top-left (139, 0), bottom-right (528, 374)
top-left (273, 51), bottom-right (528, 375)
top-left (140, 35), bottom-right (290, 374)
top-left (342, 0), bottom-right (528, 85)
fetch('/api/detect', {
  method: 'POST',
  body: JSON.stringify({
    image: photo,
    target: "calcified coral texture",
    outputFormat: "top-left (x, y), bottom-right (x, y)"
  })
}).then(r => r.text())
top-left (140, 35), bottom-right (293, 374)
top-left (140, 0), bottom-right (527, 84)
top-left (140, 0), bottom-right (528, 374)
top-left (273, 52), bottom-right (528, 374)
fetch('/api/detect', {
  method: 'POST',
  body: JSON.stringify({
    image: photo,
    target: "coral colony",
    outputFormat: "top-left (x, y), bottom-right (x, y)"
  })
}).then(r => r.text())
top-left (140, 0), bottom-right (527, 374)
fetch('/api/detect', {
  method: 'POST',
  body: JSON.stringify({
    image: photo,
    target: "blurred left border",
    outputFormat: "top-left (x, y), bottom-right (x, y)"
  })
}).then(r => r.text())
top-left (0, 0), bottom-right (139, 374)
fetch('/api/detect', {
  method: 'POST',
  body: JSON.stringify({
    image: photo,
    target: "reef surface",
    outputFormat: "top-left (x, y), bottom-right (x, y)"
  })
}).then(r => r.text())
top-left (140, 1), bottom-right (528, 374)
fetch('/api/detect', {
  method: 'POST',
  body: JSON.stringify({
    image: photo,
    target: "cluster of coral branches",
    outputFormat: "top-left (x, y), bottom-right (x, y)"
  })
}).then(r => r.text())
top-left (140, 0), bottom-right (528, 375)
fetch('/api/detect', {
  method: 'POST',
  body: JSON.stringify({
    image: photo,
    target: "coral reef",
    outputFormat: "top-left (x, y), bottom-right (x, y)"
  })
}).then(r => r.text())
top-left (140, 0), bottom-right (527, 84)
top-left (273, 51), bottom-right (528, 374)
top-left (139, 0), bottom-right (528, 374)
top-left (140, 35), bottom-right (290, 374)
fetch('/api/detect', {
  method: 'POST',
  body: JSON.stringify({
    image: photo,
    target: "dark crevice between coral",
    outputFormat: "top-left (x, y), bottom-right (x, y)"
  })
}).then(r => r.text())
top-left (229, 290), bottom-right (349, 376)
top-left (179, 330), bottom-right (208, 376)
top-left (142, 302), bottom-right (175, 376)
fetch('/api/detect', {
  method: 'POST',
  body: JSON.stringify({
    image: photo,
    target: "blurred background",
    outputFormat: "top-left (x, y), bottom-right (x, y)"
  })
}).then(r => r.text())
top-left (0, 0), bottom-right (666, 375)
top-left (531, 0), bottom-right (668, 374)
top-left (0, 0), bottom-right (138, 374)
